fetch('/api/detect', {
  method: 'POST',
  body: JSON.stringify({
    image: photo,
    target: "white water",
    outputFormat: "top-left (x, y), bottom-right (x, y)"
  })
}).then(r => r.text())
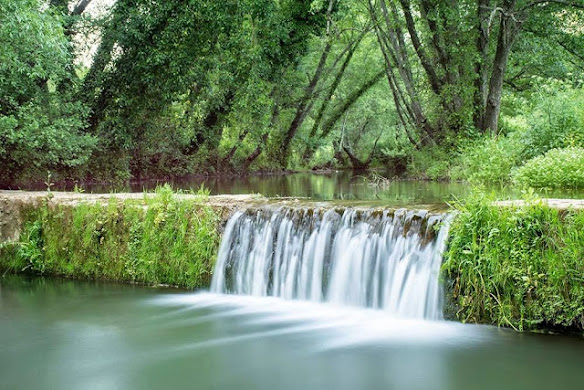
top-left (211, 207), bottom-right (451, 320)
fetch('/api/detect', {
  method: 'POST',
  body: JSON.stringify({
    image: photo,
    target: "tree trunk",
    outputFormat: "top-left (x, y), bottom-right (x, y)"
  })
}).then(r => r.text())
top-left (370, 0), bottom-right (436, 141)
top-left (242, 133), bottom-right (269, 171)
top-left (319, 69), bottom-right (385, 139)
top-left (222, 129), bottom-right (250, 167)
top-left (308, 28), bottom-right (367, 141)
top-left (343, 146), bottom-right (371, 170)
top-left (242, 101), bottom-right (280, 171)
top-left (474, 0), bottom-right (491, 130)
top-left (302, 29), bottom-right (368, 162)
top-left (398, 0), bottom-right (443, 95)
top-left (279, 40), bottom-right (332, 163)
top-left (72, 0), bottom-right (94, 16)
top-left (483, 1), bottom-right (519, 134)
top-left (419, 0), bottom-right (451, 84)
top-left (279, 0), bottom-right (336, 166)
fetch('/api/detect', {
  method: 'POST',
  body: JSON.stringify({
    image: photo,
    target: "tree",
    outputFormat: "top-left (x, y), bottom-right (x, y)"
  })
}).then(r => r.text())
top-left (77, 0), bottom-right (329, 177)
top-left (367, 0), bottom-right (584, 139)
top-left (0, 0), bottom-right (95, 184)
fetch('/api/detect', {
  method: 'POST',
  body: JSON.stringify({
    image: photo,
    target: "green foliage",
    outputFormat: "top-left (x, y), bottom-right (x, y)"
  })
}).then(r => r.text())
top-left (512, 147), bottom-right (584, 189)
top-left (453, 135), bottom-right (523, 185)
top-left (443, 194), bottom-right (584, 333)
top-left (520, 84), bottom-right (584, 159)
top-left (406, 146), bottom-right (452, 181)
top-left (83, 0), bottom-right (328, 179)
top-left (0, 0), bottom-right (68, 102)
top-left (16, 220), bottom-right (44, 273)
top-left (1, 0), bottom-right (583, 183)
top-left (1, 187), bottom-right (221, 288)
top-left (0, 99), bottom-right (95, 181)
top-left (0, 0), bottom-right (94, 184)
top-left (308, 144), bottom-right (339, 169)
top-left (447, 83), bottom-right (584, 187)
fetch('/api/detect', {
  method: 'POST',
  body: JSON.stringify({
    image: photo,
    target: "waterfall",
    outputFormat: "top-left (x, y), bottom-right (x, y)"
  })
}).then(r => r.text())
top-left (211, 207), bottom-right (451, 320)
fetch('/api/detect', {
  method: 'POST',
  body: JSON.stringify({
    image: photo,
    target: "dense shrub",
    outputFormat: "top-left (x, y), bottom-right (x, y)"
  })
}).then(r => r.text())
top-left (0, 99), bottom-right (95, 183)
top-left (0, 0), bottom-right (94, 184)
top-left (406, 146), bottom-right (452, 180)
top-left (452, 134), bottom-right (523, 184)
top-left (521, 86), bottom-right (584, 160)
top-left (512, 147), bottom-right (584, 189)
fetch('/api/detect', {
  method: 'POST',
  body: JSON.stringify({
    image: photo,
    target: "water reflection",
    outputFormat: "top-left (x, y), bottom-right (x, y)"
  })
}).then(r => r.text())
top-left (2, 276), bottom-right (584, 390)
top-left (15, 171), bottom-right (584, 207)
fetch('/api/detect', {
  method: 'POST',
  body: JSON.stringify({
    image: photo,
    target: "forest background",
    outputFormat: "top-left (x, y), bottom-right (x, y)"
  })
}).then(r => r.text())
top-left (1, 0), bottom-right (583, 189)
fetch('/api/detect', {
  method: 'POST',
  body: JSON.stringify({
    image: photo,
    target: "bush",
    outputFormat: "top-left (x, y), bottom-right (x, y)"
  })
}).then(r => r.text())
top-left (453, 134), bottom-right (523, 185)
top-left (0, 99), bottom-right (95, 183)
top-left (520, 84), bottom-right (584, 159)
top-left (0, 0), bottom-right (94, 184)
top-left (512, 147), bottom-right (584, 189)
top-left (406, 146), bottom-right (452, 180)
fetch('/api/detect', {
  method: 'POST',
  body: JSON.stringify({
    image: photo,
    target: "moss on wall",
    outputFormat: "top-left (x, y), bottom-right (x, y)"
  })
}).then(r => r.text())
top-left (0, 186), bottom-right (222, 289)
top-left (442, 194), bottom-right (584, 334)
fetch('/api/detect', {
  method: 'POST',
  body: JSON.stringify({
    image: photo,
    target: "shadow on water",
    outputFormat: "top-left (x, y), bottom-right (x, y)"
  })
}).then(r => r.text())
top-left (1, 276), bottom-right (584, 390)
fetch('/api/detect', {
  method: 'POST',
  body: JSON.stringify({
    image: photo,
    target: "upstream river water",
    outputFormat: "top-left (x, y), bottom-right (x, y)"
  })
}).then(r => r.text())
top-left (1, 276), bottom-right (584, 390)
top-left (32, 170), bottom-right (584, 207)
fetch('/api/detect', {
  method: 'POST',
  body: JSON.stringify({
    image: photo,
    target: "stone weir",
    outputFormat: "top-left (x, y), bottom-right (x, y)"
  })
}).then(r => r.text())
top-left (0, 190), bottom-right (266, 288)
top-left (0, 191), bottom-right (259, 243)
top-left (0, 191), bottom-right (445, 243)
top-left (212, 207), bottom-right (451, 320)
top-left (0, 191), bottom-right (447, 300)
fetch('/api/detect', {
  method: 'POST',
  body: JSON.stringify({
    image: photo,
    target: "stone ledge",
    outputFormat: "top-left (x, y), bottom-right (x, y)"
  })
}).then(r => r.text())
top-left (0, 191), bottom-right (445, 243)
top-left (493, 198), bottom-right (584, 210)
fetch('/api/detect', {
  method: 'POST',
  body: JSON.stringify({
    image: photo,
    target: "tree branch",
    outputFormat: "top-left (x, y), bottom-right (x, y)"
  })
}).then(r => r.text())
top-left (398, 0), bottom-right (443, 95)
top-left (72, 0), bottom-right (93, 16)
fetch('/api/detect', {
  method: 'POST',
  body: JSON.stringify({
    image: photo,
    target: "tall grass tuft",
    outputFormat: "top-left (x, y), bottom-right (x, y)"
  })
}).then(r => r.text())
top-left (1, 185), bottom-right (221, 289)
top-left (443, 192), bottom-right (584, 333)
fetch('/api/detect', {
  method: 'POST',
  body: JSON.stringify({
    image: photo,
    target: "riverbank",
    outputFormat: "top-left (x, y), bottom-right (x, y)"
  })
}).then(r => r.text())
top-left (0, 188), bottom-right (231, 288)
top-left (443, 195), bottom-right (584, 334)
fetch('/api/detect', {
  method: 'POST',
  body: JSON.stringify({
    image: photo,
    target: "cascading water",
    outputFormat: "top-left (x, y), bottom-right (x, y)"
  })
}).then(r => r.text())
top-left (211, 207), bottom-right (451, 320)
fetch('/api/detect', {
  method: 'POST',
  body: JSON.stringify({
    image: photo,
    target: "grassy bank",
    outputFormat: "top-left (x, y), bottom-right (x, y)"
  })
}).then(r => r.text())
top-left (0, 186), bottom-right (221, 289)
top-left (442, 194), bottom-right (584, 334)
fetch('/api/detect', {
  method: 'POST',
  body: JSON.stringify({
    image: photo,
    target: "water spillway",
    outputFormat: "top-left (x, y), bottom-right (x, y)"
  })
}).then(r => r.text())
top-left (211, 207), bottom-right (451, 320)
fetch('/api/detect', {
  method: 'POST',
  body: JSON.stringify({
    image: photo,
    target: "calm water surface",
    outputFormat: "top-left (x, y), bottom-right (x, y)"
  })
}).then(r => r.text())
top-left (1, 276), bottom-right (584, 390)
top-left (26, 171), bottom-right (584, 207)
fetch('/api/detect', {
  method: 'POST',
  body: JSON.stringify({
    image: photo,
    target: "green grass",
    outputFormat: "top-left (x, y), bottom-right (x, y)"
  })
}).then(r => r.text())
top-left (442, 193), bottom-right (584, 333)
top-left (0, 185), bottom-right (221, 289)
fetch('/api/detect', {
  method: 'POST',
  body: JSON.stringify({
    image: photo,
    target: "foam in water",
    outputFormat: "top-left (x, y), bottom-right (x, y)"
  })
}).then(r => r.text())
top-left (211, 207), bottom-right (451, 320)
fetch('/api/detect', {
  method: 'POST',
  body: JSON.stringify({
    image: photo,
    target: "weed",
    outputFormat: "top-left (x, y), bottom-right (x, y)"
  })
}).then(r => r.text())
top-left (443, 192), bottom-right (584, 333)
top-left (0, 186), bottom-right (221, 289)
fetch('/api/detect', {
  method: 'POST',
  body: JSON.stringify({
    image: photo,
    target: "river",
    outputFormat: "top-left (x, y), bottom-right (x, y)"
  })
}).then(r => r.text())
top-left (28, 170), bottom-right (584, 208)
top-left (3, 173), bottom-right (584, 389)
top-left (1, 275), bottom-right (584, 389)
